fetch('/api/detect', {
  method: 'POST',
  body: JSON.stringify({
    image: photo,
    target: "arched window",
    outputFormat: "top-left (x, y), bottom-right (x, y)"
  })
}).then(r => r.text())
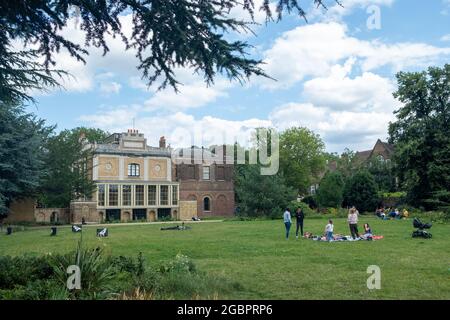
top-left (128, 163), bottom-right (140, 176)
top-left (203, 197), bottom-right (211, 212)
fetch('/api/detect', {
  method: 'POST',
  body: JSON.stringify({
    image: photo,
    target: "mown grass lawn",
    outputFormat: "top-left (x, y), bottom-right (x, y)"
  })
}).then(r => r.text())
top-left (0, 217), bottom-right (449, 300)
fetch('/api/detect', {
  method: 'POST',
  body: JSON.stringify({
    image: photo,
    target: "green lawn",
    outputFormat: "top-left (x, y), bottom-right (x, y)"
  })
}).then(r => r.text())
top-left (1, 218), bottom-right (449, 299)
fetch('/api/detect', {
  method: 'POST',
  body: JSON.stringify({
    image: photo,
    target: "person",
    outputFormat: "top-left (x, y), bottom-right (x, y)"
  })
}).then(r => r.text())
top-left (295, 207), bottom-right (305, 239)
top-left (348, 207), bottom-right (360, 239)
top-left (325, 220), bottom-right (334, 242)
top-left (362, 223), bottom-right (373, 240)
top-left (402, 208), bottom-right (409, 218)
top-left (283, 208), bottom-right (292, 240)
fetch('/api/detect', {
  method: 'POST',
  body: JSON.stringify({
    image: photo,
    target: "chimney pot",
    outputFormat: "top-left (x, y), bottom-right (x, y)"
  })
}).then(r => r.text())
top-left (159, 136), bottom-right (166, 148)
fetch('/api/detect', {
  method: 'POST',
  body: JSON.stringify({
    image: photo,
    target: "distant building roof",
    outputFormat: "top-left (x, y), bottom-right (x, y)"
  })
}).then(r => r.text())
top-left (355, 139), bottom-right (394, 162)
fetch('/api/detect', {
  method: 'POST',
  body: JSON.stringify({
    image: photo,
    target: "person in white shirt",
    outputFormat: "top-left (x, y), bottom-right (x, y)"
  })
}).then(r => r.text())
top-left (325, 220), bottom-right (334, 241)
top-left (283, 208), bottom-right (292, 240)
top-left (348, 207), bottom-right (360, 239)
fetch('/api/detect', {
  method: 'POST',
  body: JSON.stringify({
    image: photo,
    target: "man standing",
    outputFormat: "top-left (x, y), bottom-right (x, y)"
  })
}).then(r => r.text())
top-left (295, 207), bottom-right (305, 239)
top-left (283, 208), bottom-right (292, 240)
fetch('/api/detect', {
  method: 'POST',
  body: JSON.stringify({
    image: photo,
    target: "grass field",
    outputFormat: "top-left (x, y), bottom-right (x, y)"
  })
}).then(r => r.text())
top-left (1, 218), bottom-right (449, 299)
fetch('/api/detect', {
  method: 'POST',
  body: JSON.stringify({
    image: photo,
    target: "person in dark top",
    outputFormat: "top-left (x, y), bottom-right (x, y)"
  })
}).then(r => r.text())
top-left (295, 207), bottom-right (305, 239)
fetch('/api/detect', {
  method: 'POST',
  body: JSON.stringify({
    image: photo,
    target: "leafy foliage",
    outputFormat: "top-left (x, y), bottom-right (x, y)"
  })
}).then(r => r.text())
top-left (0, 103), bottom-right (53, 217)
top-left (316, 171), bottom-right (345, 208)
top-left (235, 164), bottom-right (297, 218)
top-left (388, 64), bottom-right (450, 210)
top-left (343, 170), bottom-right (379, 212)
top-left (0, 0), bottom-right (336, 103)
top-left (279, 127), bottom-right (327, 194)
top-left (38, 127), bottom-right (109, 208)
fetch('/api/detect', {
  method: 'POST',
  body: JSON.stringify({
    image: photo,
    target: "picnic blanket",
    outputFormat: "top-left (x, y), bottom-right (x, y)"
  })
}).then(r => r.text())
top-left (307, 234), bottom-right (384, 242)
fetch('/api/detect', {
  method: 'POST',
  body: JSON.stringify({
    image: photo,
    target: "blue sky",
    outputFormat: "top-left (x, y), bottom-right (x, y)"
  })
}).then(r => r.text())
top-left (29, 0), bottom-right (450, 153)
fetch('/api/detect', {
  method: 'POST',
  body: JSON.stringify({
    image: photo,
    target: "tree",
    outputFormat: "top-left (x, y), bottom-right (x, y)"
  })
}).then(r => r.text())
top-left (388, 64), bottom-right (450, 210)
top-left (366, 157), bottom-right (397, 193)
top-left (0, 102), bottom-right (53, 217)
top-left (235, 164), bottom-right (296, 218)
top-left (335, 148), bottom-right (358, 179)
top-left (316, 171), bottom-right (345, 208)
top-left (279, 127), bottom-right (326, 194)
top-left (343, 170), bottom-right (379, 213)
top-left (0, 0), bottom-right (337, 104)
top-left (38, 127), bottom-right (109, 208)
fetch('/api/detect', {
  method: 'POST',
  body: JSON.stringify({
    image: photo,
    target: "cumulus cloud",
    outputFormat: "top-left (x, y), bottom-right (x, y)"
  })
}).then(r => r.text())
top-left (78, 107), bottom-right (271, 148)
top-left (269, 102), bottom-right (395, 151)
top-left (258, 22), bottom-right (450, 89)
top-left (303, 58), bottom-right (397, 113)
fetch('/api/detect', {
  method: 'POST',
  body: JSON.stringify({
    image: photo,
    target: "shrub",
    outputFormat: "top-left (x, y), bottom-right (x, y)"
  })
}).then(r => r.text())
top-left (288, 201), bottom-right (316, 217)
top-left (48, 241), bottom-right (116, 299)
top-left (301, 195), bottom-right (318, 209)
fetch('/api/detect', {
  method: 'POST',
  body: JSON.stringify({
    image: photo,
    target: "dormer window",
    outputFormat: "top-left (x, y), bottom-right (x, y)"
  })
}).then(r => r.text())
top-left (128, 163), bottom-right (140, 177)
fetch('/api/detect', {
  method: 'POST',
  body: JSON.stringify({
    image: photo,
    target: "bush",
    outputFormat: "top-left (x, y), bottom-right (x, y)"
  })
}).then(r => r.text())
top-left (288, 201), bottom-right (316, 217)
top-left (301, 195), bottom-right (318, 209)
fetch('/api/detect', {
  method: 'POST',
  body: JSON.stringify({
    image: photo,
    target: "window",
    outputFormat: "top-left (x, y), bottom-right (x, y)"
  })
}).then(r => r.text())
top-left (202, 166), bottom-right (210, 180)
top-left (216, 166), bottom-right (225, 180)
top-left (186, 165), bottom-right (195, 179)
top-left (135, 185), bottom-right (144, 206)
top-left (128, 163), bottom-right (140, 176)
top-left (160, 185), bottom-right (169, 205)
top-left (172, 185), bottom-right (178, 206)
top-left (122, 185), bottom-right (131, 206)
top-left (108, 184), bottom-right (119, 206)
top-left (148, 185), bottom-right (157, 205)
top-left (203, 197), bottom-right (211, 211)
top-left (98, 184), bottom-right (105, 206)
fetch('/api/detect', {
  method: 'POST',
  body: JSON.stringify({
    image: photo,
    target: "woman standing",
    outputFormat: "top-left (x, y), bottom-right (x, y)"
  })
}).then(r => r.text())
top-left (348, 207), bottom-right (360, 239)
top-left (283, 208), bottom-right (292, 240)
top-left (295, 207), bottom-right (305, 239)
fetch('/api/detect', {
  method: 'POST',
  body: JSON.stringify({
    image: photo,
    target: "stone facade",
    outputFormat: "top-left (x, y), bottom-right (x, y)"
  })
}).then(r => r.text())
top-left (89, 130), bottom-right (180, 222)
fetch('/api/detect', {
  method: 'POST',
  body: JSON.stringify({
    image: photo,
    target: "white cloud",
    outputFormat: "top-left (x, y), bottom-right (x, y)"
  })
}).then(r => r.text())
top-left (144, 80), bottom-right (231, 111)
top-left (269, 102), bottom-right (395, 151)
top-left (441, 34), bottom-right (450, 42)
top-left (78, 107), bottom-right (270, 148)
top-left (303, 58), bottom-right (397, 112)
top-left (258, 22), bottom-right (450, 89)
top-left (317, 0), bottom-right (395, 20)
top-left (99, 81), bottom-right (122, 94)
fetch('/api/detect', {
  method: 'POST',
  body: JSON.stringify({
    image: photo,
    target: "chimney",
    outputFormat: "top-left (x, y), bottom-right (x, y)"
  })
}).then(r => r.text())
top-left (159, 136), bottom-right (166, 148)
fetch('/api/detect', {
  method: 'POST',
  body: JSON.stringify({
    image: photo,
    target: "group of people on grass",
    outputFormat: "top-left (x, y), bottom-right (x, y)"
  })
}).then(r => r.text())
top-left (283, 206), bottom-right (373, 242)
top-left (375, 207), bottom-right (409, 220)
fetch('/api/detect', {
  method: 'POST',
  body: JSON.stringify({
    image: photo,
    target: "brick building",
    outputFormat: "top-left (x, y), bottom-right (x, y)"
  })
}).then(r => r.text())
top-left (173, 147), bottom-right (235, 218)
top-left (355, 139), bottom-right (395, 164)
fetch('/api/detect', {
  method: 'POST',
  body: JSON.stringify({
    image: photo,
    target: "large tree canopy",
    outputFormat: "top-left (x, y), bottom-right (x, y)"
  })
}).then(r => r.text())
top-left (0, 102), bottom-right (53, 217)
top-left (0, 0), bottom-right (336, 104)
top-left (388, 64), bottom-right (450, 210)
top-left (279, 127), bottom-right (326, 194)
top-left (38, 127), bottom-right (110, 208)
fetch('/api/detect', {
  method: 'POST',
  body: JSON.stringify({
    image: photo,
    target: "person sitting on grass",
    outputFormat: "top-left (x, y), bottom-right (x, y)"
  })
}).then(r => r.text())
top-left (402, 208), bottom-right (409, 219)
top-left (325, 219), bottom-right (334, 242)
top-left (361, 223), bottom-right (373, 240)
